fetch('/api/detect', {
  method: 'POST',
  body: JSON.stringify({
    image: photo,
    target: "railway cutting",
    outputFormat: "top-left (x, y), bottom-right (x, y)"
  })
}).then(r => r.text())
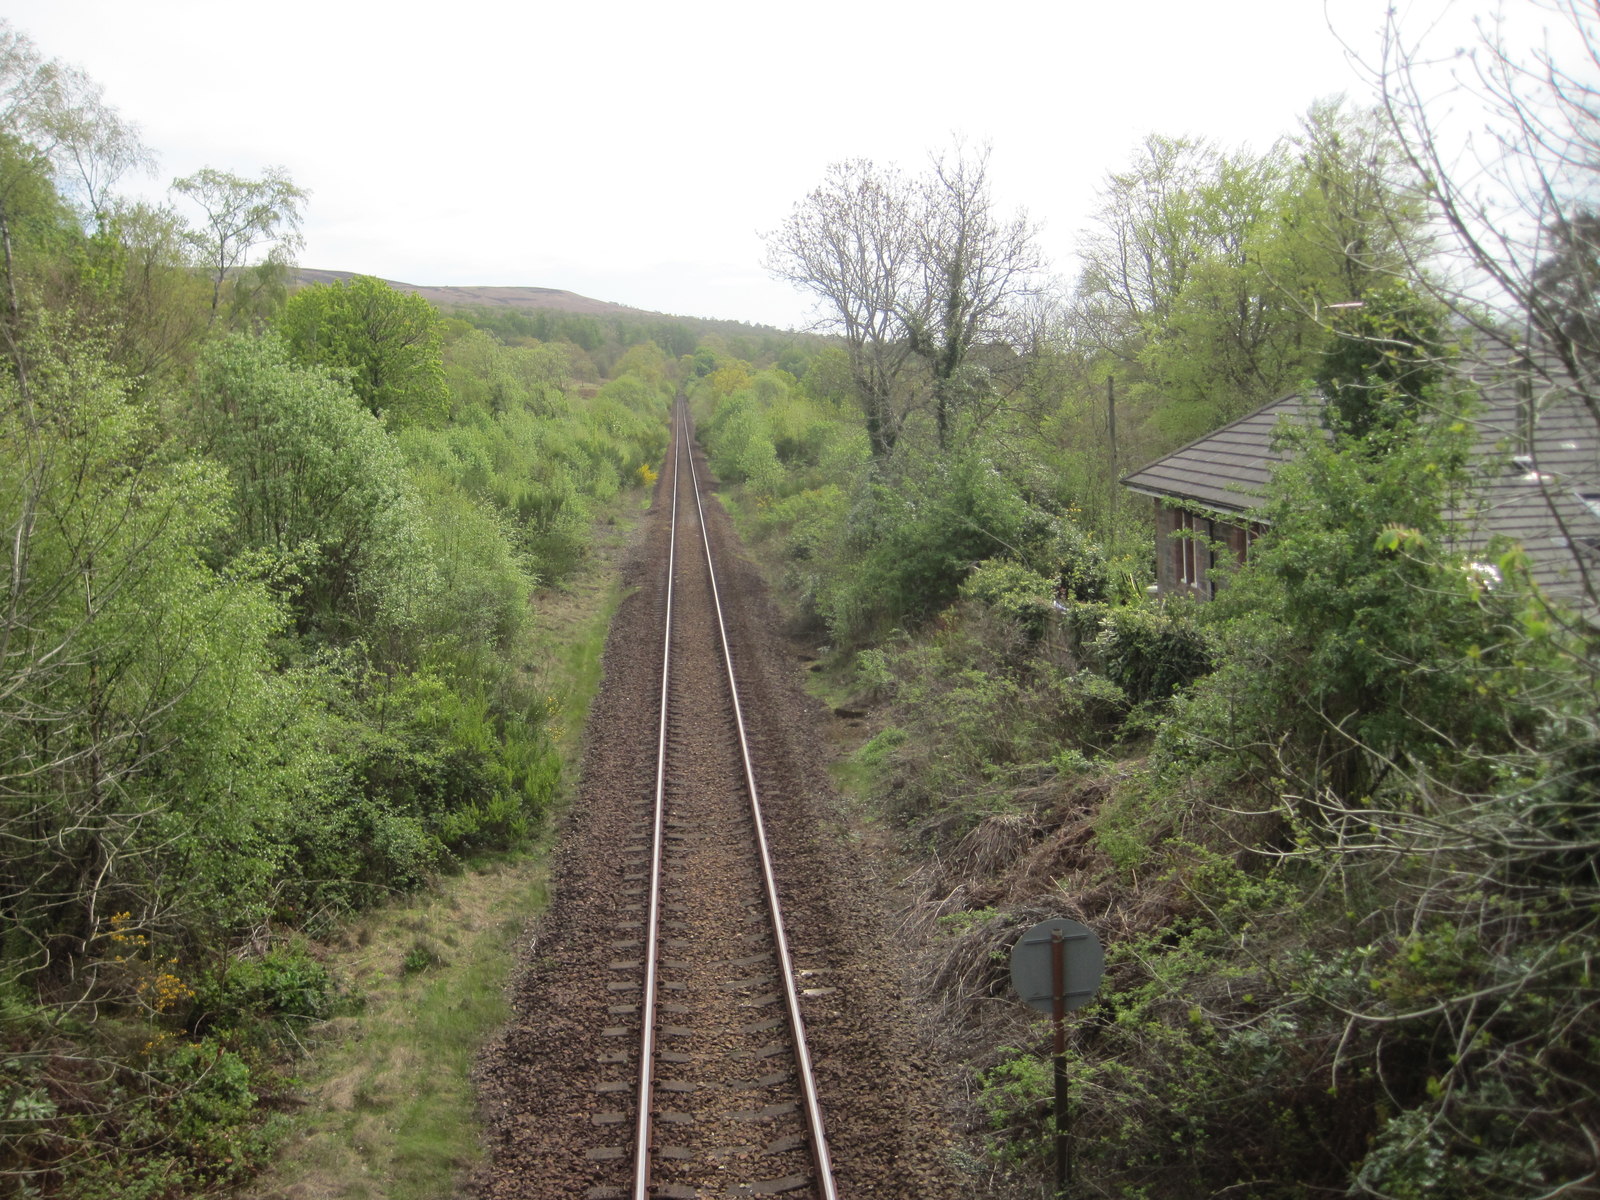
top-left (473, 401), bottom-right (958, 1199)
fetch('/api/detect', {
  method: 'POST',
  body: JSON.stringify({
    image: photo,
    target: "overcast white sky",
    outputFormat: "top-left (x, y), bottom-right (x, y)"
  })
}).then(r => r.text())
top-left (2, 0), bottom-right (1536, 329)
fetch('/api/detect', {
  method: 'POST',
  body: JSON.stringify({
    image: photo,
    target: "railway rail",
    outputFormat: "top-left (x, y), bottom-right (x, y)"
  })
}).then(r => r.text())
top-left (475, 394), bottom-right (960, 1200)
top-left (587, 402), bottom-right (839, 1199)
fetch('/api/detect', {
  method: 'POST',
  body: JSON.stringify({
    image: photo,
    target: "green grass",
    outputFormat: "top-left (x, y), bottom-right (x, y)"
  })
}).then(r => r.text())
top-left (247, 864), bottom-right (548, 1200)
top-left (240, 497), bottom-right (639, 1200)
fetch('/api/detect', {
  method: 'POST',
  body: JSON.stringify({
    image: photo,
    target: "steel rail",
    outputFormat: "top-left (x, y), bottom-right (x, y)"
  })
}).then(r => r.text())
top-left (630, 403), bottom-right (840, 1199)
top-left (682, 412), bottom-right (841, 1200)
top-left (630, 408), bottom-right (681, 1200)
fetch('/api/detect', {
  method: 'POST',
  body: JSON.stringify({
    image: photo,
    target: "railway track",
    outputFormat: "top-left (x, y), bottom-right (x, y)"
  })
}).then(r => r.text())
top-left (584, 402), bottom-right (837, 1199)
top-left (475, 396), bottom-right (960, 1200)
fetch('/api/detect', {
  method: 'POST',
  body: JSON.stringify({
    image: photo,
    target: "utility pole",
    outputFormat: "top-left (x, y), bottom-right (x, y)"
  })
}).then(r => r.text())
top-left (1107, 375), bottom-right (1118, 541)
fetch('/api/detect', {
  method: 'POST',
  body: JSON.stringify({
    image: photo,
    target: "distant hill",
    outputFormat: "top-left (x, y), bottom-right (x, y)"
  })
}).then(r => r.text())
top-left (292, 269), bottom-right (658, 319)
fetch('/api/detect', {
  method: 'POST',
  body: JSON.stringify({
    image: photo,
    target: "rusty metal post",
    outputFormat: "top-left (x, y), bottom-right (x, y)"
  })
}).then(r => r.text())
top-left (1052, 929), bottom-right (1070, 1195)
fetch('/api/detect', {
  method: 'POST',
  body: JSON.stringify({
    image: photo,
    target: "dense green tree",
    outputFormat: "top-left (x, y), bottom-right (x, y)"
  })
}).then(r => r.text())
top-left (1130, 146), bottom-right (1301, 433)
top-left (0, 31), bottom-right (627, 1193)
top-left (1313, 281), bottom-right (1449, 440)
top-left (1288, 99), bottom-right (1426, 305)
top-left (65, 199), bottom-right (210, 388)
top-left (0, 329), bottom-right (289, 985)
top-left (0, 131), bottom-right (76, 341)
top-left (277, 273), bottom-right (449, 428)
top-left (188, 333), bottom-right (427, 640)
top-left (1170, 388), bottom-right (1484, 800)
top-left (1074, 107), bottom-right (1427, 445)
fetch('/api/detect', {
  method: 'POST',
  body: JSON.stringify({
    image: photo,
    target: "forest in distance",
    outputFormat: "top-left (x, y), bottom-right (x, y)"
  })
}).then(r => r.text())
top-left (2, 2), bottom-right (1599, 1198)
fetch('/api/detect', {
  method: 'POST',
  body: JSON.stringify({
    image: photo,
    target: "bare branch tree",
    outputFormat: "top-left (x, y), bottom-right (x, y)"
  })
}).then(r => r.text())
top-left (764, 145), bottom-right (1044, 456)
top-left (0, 21), bottom-right (151, 223)
top-left (764, 158), bottom-right (920, 457)
top-left (1369, 2), bottom-right (1599, 387)
top-left (907, 142), bottom-right (1045, 448)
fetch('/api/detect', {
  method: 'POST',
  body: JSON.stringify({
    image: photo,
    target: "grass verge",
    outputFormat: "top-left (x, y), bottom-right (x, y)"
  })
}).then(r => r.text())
top-left (241, 502), bottom-right (637, 1200)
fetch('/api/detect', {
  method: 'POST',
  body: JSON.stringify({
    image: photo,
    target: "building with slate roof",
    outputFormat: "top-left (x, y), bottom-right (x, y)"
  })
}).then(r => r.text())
top-left (1120, 355), bottom-right (1600, 608)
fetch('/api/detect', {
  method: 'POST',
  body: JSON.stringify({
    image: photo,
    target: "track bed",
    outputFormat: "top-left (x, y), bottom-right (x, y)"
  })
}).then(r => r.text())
top-left (473, 405), bottom-right (957, 1199)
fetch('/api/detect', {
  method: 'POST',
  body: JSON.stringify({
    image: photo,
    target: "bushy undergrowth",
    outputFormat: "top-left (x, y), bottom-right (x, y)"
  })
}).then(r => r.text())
top-left (1091, 598), bottom-right (1214, 708)
top-left (702, 343), bottom-right (1598, 1198)
top-left (1, 284), bottom-right (668, 1190)
top-left (846, 612), bottom-right (1129, 840)
top-left (957, 419), bottom-right (1598, 1196)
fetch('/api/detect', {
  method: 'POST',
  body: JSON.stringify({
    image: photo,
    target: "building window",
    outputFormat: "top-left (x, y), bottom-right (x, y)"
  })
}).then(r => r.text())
top-left (1174, 510), bottom-right (1215, 597)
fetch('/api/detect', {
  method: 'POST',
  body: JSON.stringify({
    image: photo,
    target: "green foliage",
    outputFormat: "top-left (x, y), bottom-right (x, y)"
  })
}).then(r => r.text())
top-left (975, 1048), bottom-right (1055, 1169)
top-left (959, 559), bottom-right (1056, 639)
top-left (819, 450), bottom-right (1056, 644)
top-left (441, 326), bottom-right (570, 418)
top-left (753, 483), bottom-right (852, 622)
top-left (843, 617), bottom-right (1127, 832)
top-left (402, 940), bottom-right (447, 975)
top-left (1074, 103), bottom-right (1427, 456)
top-left (1314, 282), bottom-right (1449, 440)
top-left (171, 164), bottom-right (307, 324)
top-left (0, 42), bottom-right (675, 1195)
top-left (800, 346), bottom-right (854, 407)
top-left (0, 131), bottom-right (93, 294)
top-left (1093, 597), bottom-right (1214, 706)
top-left (1051, 521), bottom-right (1111, 603)
top-left (69, 200), bottom-right (212, 390)
top-left (61, 1036), bottom-right (276, 1198)
top-left (449, 303), bottom-right (781, 377)
top-left (405, 470), bottom-right (534, 653)
top-left (277, 275), bottom-right (449, 428)
top-left (275, 665), bottom-right (556, 923)
top-left (189, 332), bottom-right (427, 642)
top-left (0, 329), bottom-right (292, 979)
top-left (193, 944), bottom-right (335, 1030)
top-left (1136, 146), bottom-right (1323, 422)
top-left (1161, 395), bottom-right (1507, 797)
top-left (704, 389), bottom-right (783, 492)
top-left (1356, 1080), bottom-right (1566, 1199)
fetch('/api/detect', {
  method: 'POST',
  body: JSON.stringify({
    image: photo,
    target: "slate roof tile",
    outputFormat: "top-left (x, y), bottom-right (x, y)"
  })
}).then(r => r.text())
top-left (1120, 352), bottom-right (1600, 606)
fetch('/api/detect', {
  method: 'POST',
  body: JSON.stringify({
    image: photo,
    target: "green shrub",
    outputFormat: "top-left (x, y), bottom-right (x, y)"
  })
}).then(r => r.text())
top-left (402, 939), bottom-right (447, 974)
top-left (976, 1047), bottom-right (1055, 1170)
top-left (819, 452), bottom-right (1055, 644)
top-left (190, 333), bottom-right (428, 643)
top-left (960, 560), bottom-right (1057, 639)
top-left (277, 666), bottom-right (557, 922)
top-left (1052, 522), bottom-right (1110, 602)
top-left (1093, 598), bottom-right (1214, 705)
top-left (706, 391), bottom-right (784, 492)
top-left (192, 945), bottom-right (334, 1032)
top-left (61, 1037), bottom-right (275, 1199)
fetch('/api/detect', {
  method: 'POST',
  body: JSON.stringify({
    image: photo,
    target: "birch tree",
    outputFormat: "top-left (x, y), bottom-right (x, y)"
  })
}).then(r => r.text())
top-left (170, 165), bottom-right (307, 322)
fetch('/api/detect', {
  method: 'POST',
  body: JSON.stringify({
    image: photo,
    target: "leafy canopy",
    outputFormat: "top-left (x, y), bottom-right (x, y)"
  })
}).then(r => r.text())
top-left (277, 273), bottom-right (448, 428)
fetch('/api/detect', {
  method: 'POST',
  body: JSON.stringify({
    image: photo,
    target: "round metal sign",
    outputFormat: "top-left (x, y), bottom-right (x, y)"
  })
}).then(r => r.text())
top-left (1009, 917), bottom-right (1105, 1013)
